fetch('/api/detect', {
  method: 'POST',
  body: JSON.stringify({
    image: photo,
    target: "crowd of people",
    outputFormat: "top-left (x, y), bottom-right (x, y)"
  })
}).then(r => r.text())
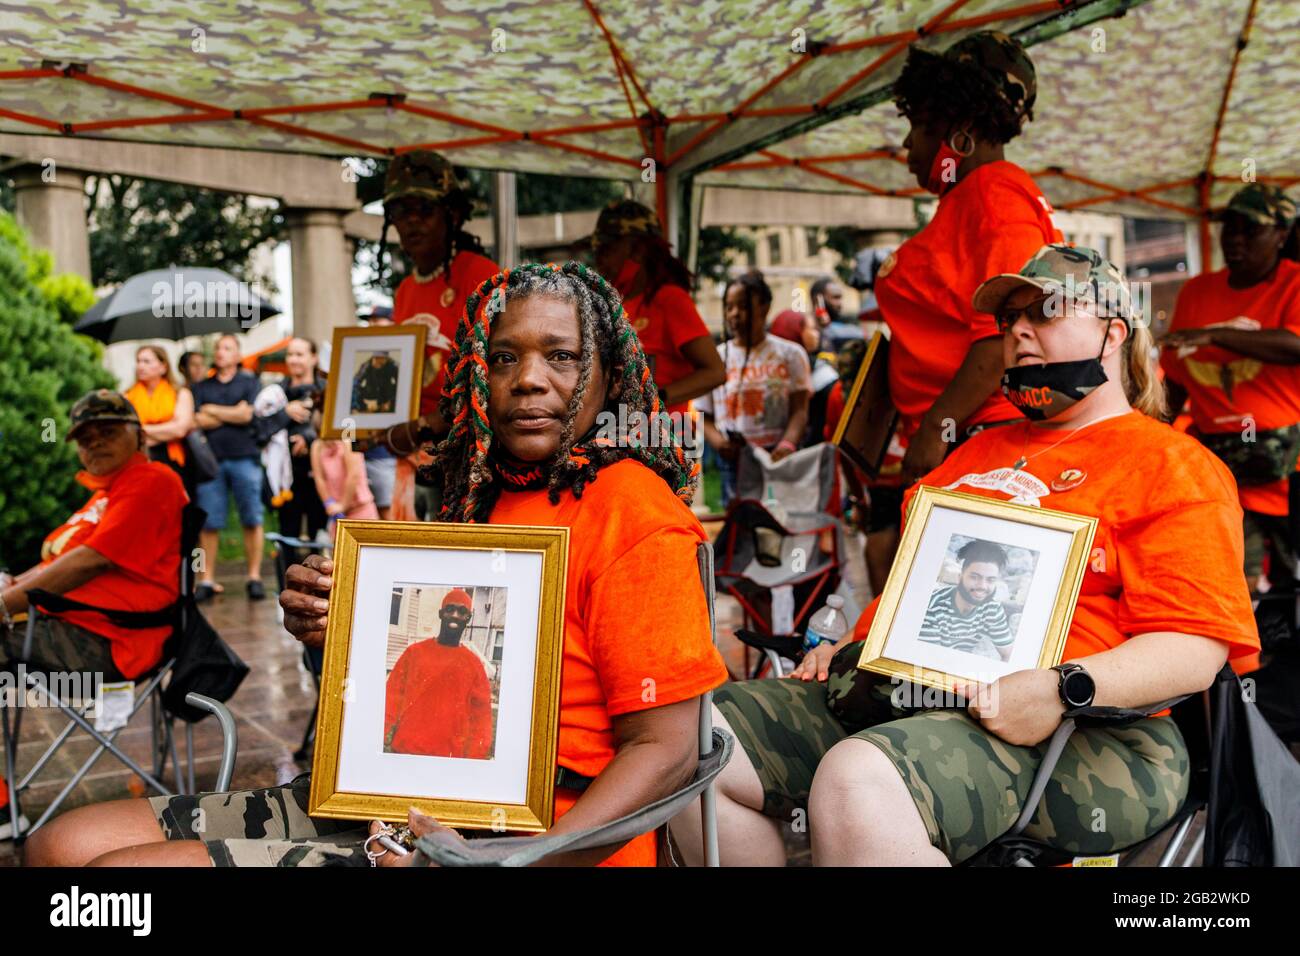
top-left (3, 28), bottom-right (1295, 867)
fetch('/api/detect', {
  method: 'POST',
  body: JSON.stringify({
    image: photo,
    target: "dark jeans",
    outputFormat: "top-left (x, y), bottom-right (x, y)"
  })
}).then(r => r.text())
top-left (278, 453), bottom-right (326, 541)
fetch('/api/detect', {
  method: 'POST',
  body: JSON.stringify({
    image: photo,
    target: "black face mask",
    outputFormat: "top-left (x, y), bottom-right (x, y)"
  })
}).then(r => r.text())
top-left (1001, 327), bottom-right (1110, 422)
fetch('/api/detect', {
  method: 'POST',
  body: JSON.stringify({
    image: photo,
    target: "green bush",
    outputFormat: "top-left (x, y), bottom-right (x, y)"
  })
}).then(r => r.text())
top-left (0, 210), bottom-right (114, 570)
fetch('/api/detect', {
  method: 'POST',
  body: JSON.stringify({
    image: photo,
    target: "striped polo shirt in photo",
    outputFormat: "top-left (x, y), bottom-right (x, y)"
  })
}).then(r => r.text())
top-left (917, 585), bottom-right (1012, 655)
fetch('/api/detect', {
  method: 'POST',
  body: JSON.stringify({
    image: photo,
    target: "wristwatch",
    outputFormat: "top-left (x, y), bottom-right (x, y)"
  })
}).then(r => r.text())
top-left (1052, 662), bottom-right (1096, 709)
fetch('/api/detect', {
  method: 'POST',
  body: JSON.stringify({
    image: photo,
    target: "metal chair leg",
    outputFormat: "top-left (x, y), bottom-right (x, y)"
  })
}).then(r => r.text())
top-left (1181, 824), bottom-right (1206, 867)
top-left (1157, 812), bottom-right (1197, 867)
top-left (2, 698), bottom-right (23, 842)
top-left (185, 722), bottom-right (197, 795)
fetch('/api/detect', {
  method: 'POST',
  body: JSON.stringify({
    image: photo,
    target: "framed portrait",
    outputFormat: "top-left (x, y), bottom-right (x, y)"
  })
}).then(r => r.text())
top-left (831, 331), bottom-right (899, 479)
top-left (320, 325), bottom-right (426, 440)
top-left (858, 487), bottom-right (1097, 693)
top-left (310, 520), bottom-right (568, 832)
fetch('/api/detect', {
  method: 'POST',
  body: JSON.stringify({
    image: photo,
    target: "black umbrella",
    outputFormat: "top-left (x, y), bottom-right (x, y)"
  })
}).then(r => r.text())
top-left (75, 268), bottom-right (280, 343)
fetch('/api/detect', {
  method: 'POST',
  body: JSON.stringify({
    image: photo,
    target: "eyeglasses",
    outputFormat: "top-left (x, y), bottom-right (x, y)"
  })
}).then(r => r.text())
top-left (994, 296), bottom-right (1103, 333)
top-left (995, 298), bottom-right (1059, 333)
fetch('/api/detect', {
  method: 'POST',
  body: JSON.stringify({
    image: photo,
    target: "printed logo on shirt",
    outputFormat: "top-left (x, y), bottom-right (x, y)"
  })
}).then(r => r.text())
top-left (877, 251), bottom-right (897, 280)
top-left (944, 468), bottom-right (1051, 506)
top-left (1184, 356), bottom-right (1262, 393)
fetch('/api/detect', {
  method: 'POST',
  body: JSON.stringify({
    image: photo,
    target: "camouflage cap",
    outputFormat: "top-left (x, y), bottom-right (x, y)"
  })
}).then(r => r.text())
top-left (1217, 183), bottom-right (1298, 228)
top-left (915, 30), bottom-right (1037, 122)
top-left (972, 243), bottom-right (1139, 327)
top-left (580, 198), bottom-right (663, 248)
top-left (67, 388), bottom-right (141, 441)
top-left (383, 150), bottom-right (462, 205)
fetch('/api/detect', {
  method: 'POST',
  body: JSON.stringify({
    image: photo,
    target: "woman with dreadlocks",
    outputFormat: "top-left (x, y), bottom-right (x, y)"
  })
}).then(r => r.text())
top-left (30, 263), bottom-right (728, 869)
top-left (372, 150), bottom-right (500, 522)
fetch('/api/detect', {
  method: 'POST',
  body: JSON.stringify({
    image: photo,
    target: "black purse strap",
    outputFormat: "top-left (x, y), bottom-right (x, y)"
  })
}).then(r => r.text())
top-left (26, 588), bottom-right (178, 630)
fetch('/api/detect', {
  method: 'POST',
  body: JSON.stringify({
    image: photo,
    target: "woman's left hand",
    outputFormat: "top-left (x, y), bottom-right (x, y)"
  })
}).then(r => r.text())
top-left (369, 808), bottom-right (462, 868)
top-left (900, 420), bottom-right (948, 487)
top-left (953, 669), bottom-right (1065, 747)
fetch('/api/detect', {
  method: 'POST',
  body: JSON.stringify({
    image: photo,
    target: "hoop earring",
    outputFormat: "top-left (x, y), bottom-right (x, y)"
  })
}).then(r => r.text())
top-left (949, 129), bottom-right (976, 157)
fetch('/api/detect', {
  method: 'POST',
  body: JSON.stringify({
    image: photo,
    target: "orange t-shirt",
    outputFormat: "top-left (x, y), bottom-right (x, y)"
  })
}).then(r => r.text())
top-left (623, 284), bottom-right (711, 417)
top-left (384, 641), bottom-right (493, 758)
top-left (489, 458), bottom-right (728, 866)
top-left (1160, 260), bottom-right (1300, 515)
top-left (875, 161), bottom-right (1062, 440)
top-left (851, 412), bottom-right (1260, 671)
top-left (40, 454), bottom-right (186, 678)
top-left (392, 250), bottom-right (501, 417)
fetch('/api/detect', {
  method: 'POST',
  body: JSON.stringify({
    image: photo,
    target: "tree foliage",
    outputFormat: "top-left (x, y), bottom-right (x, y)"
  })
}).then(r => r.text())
top-left (0, 211), bottom-right (115, 569)
top-left (86, 175), bottom-right (284, 288)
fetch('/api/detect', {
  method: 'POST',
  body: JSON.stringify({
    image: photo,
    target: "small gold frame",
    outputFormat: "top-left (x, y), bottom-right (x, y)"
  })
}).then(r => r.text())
top-left (858, 487), bottom-right (1097, 693)
top-left (320, 324), bottom-right (427, 440)
top-left (831, 330), bottom-right (898, 480)
top-left (310, 520), bottom-right (568, 832)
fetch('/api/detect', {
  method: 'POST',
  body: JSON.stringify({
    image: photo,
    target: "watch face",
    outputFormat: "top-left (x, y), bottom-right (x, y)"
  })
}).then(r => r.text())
top-left (1062, 670), bottom-right (1094, 707)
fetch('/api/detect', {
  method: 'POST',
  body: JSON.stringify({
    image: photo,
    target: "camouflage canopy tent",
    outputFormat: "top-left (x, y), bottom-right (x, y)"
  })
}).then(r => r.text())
top-left (0, 0), bottom-right (1295, 263)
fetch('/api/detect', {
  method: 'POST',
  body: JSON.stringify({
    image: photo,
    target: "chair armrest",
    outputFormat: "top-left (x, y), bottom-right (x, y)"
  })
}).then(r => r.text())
top-left (184, 693), bottom-right (238, 791)
top-left (732, 628), bottom-right (804, 659)
top-left (1065, 696), bottom-right (1189, 726)
top-left (414, 729), bottom-right (734, 867)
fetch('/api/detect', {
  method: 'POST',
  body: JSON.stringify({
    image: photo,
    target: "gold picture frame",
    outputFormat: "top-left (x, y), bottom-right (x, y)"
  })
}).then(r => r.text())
top-left (831, 331), bottom-right (898, 480)
top-left (310, 520), bottom-right (568, 832)
top-left (320, 324), bottom-right (427, 440)
top-left (858, 487), bottom-right (1097, 693)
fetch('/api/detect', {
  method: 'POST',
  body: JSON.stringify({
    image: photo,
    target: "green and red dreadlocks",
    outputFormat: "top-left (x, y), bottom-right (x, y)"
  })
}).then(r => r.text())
top-left (425, 261), bottom-right (700, 524)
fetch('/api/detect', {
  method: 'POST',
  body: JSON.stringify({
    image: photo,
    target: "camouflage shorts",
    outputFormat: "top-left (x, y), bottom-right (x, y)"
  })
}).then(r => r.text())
top-left (149, 773), bottom-right (370, 867)
top-left (714, 678), bottom-right (1189, 864)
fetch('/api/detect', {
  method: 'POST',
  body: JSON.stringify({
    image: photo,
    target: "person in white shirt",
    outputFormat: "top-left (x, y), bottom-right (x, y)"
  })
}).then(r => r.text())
top-left (698, 270), bottom-right (812, 505)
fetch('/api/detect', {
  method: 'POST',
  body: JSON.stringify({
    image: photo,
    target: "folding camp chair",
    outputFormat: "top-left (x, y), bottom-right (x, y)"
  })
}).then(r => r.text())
top-left (713, 443), bottom-right (847, 678)
top-left (190, 542), bottom-right (729, 866)
top-left (967, 665), bottom-right (1235, 868)
top-left (1, 502), bottom-right (206, 842)
top-left (266, 532), bottom-right (329, 761)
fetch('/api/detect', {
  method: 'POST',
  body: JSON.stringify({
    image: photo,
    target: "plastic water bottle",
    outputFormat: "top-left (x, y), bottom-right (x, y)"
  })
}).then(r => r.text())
top-left (802, 594), bottom-right (847, 655)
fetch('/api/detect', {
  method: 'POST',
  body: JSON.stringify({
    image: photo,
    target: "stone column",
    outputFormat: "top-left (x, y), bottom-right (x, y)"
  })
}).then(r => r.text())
top-left (285, 207), bottom-right (356, 349)
top-left (12, 164), bottom-right (91, 278)
top-left (492, 170), bottom-right (518, 268)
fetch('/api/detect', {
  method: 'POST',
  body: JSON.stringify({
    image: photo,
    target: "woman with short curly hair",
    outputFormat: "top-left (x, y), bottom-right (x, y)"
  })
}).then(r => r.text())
top-left (870, 31), bottom-right (1063, 559)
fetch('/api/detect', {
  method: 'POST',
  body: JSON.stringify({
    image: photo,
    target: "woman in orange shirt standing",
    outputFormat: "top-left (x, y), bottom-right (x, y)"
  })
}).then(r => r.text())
top-left (588, 199), bottom-right (725, 420)
top-left (1161, 184), bottom-right (1300, 591)
top-left (671, 246), bottom-right (1258, 866)
top-left (30, 263), bottom-right (728, 869)
top-left (124, 345), bottom-right (195, 495)
top-left (875, 31), bottom-right (1061, 522)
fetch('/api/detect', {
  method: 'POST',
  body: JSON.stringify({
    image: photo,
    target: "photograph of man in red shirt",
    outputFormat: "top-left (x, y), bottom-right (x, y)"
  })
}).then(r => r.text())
top-left (383, 586), bottom-right (495, 759)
